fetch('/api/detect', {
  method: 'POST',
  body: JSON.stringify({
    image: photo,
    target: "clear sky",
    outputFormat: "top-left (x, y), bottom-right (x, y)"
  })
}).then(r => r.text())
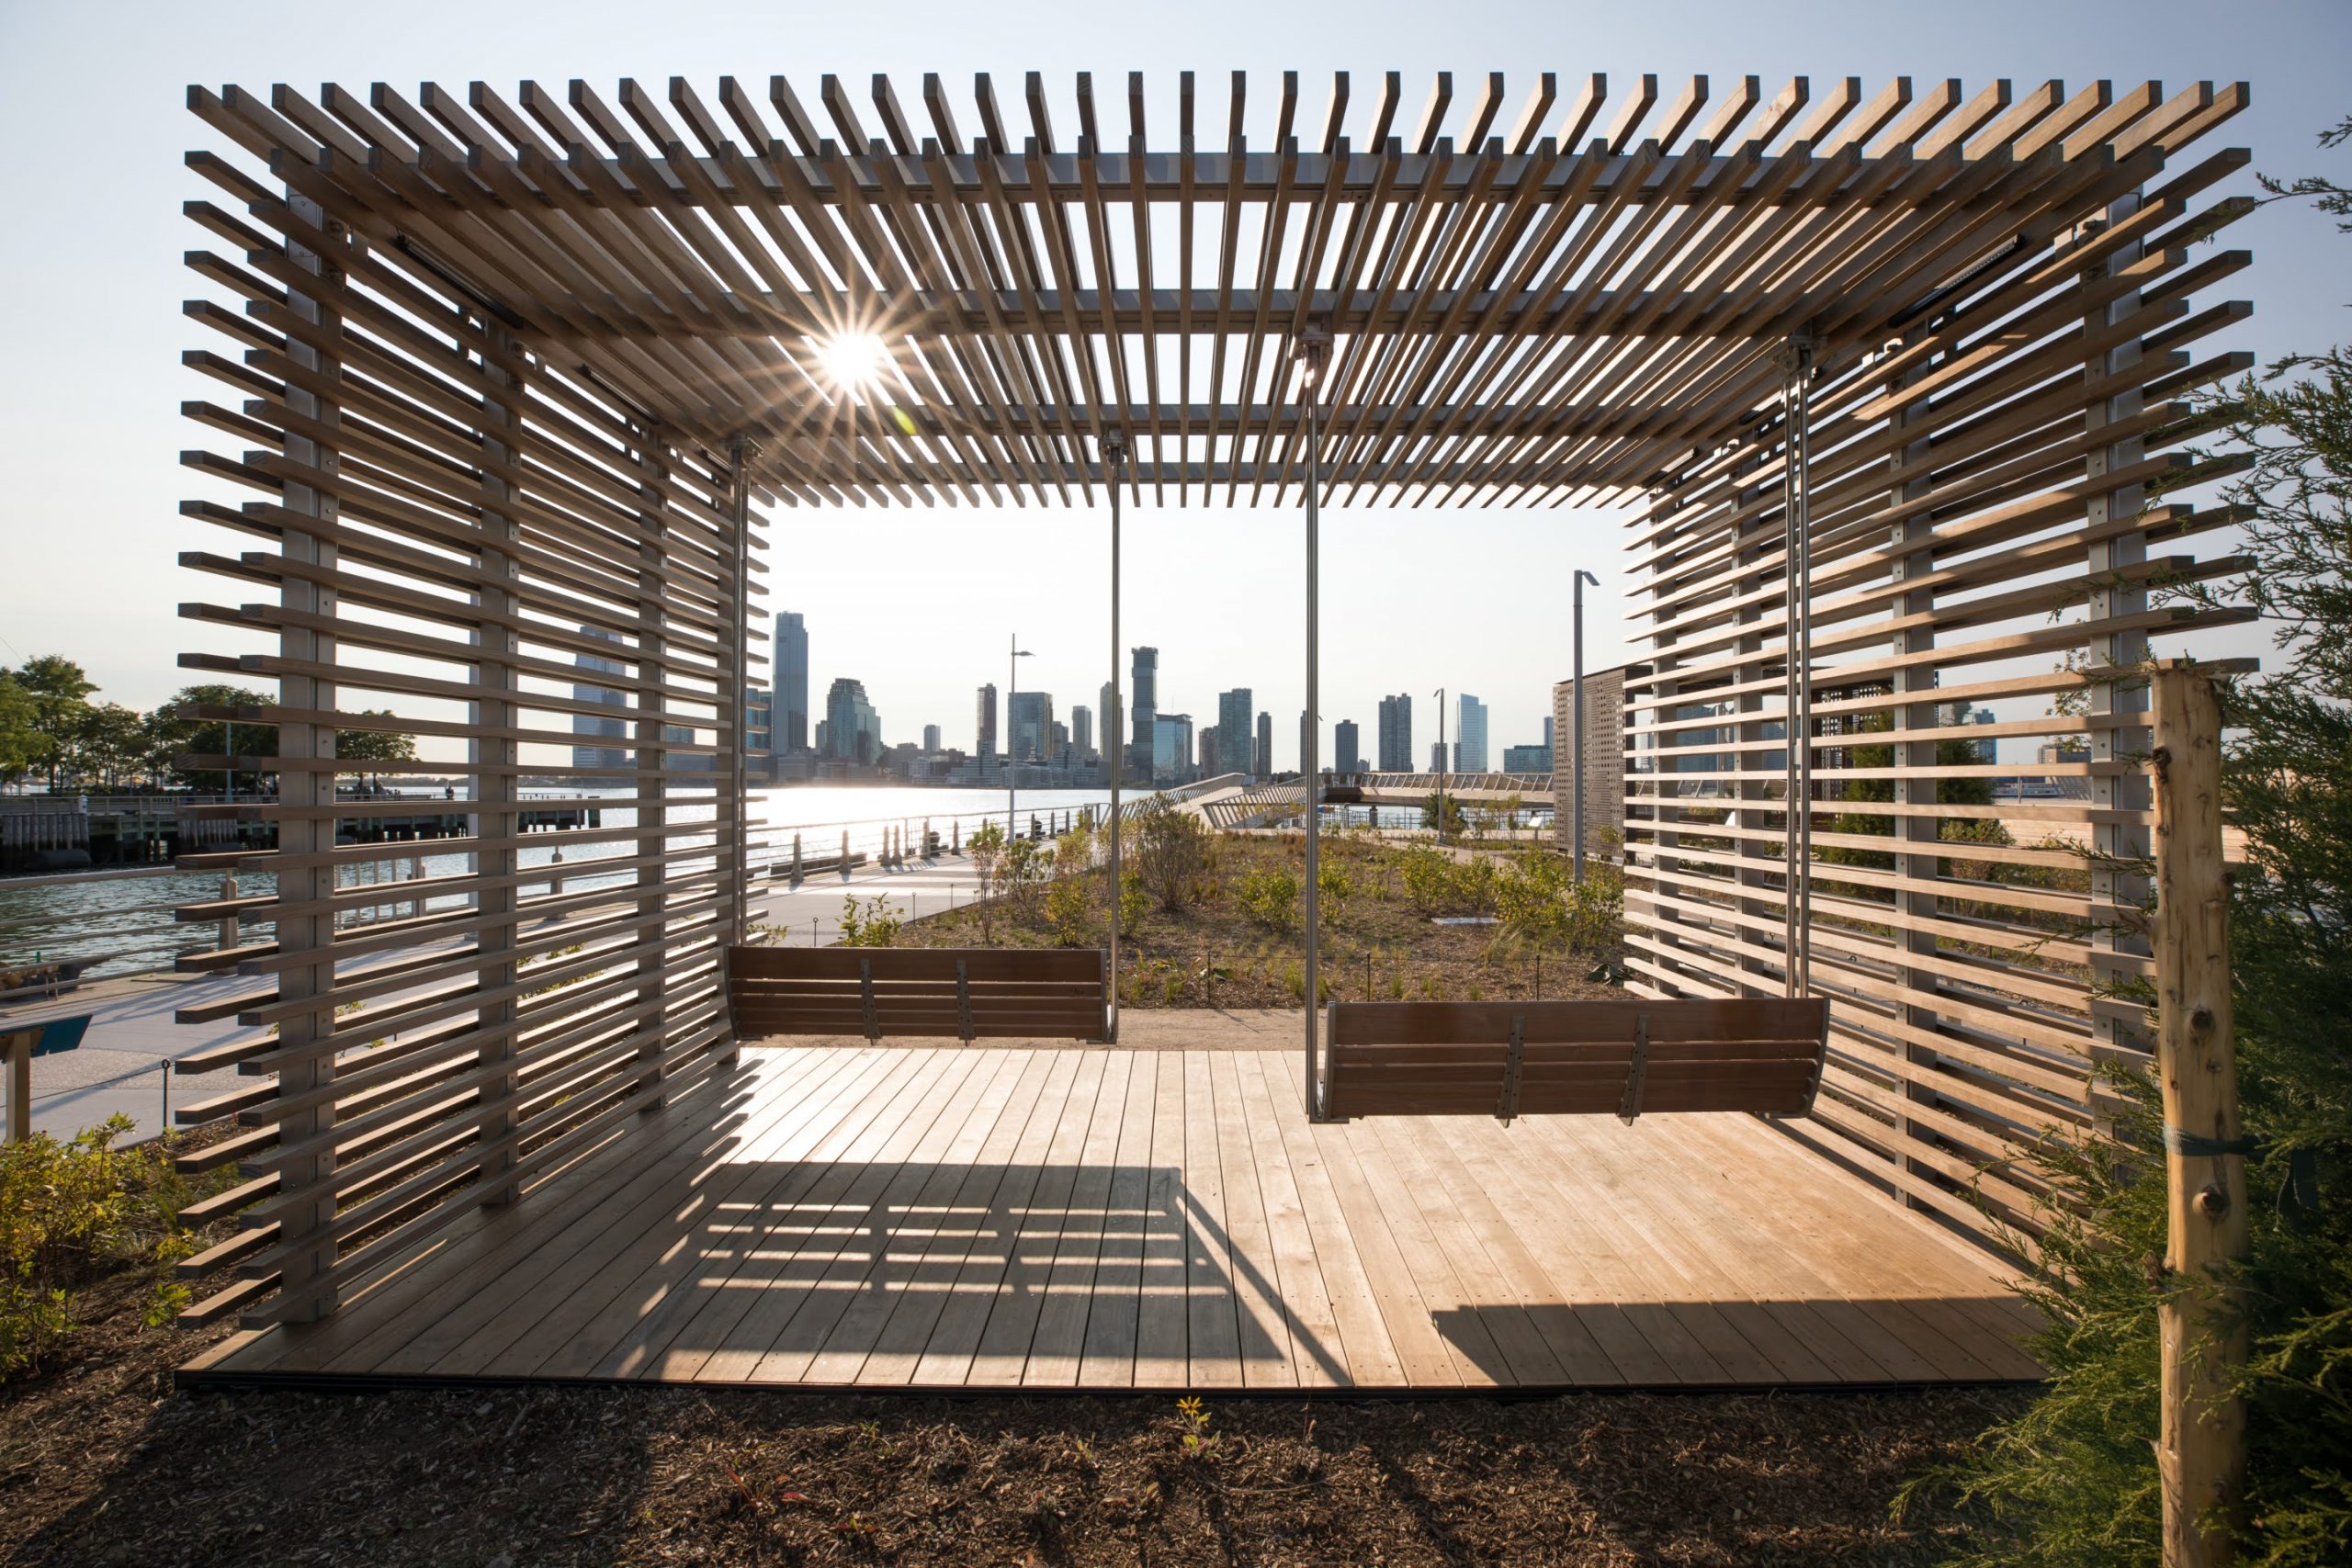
top-left (2, 0), bottom-right (2345, 768)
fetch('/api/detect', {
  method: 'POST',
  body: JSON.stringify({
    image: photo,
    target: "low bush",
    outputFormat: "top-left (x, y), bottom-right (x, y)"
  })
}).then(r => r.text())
top-left (2, 1116), bottom-right (203, 1381)
top-left (836, 895), bottom-right (903, 947)
top-left (1237, 865), bottom-right (1301, 931)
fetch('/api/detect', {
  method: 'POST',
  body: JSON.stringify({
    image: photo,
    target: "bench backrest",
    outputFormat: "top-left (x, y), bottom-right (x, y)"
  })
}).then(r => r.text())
top-left (727, 945), bottom-right (1108, 1043)
top-left (1320, 997), bottom-right (1828, 1122)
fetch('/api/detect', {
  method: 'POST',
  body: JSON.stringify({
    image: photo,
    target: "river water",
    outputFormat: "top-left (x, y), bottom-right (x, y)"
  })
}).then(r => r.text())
top-left (1, 783), bottom-right (1550, 979)
top-left (0, 784), bottom-right (1116, 979)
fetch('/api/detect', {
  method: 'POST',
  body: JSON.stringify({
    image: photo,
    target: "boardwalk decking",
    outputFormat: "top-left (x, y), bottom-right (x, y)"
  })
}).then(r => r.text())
top-left (184, 1044), bottom-right (2040, 1393)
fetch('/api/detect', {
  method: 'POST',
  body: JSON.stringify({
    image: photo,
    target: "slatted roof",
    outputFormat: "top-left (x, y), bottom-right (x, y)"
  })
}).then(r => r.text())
top-left (187, 72), bottom-right (2245, 508)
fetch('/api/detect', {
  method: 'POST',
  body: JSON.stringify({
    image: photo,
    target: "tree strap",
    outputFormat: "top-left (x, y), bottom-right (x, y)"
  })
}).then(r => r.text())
top-left (2162, 1125), bottom-right (2261, 1157)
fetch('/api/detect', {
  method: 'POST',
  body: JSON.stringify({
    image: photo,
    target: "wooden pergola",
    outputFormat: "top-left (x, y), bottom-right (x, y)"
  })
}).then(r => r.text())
top-left (171, 71), bottom-right (2252, 1368)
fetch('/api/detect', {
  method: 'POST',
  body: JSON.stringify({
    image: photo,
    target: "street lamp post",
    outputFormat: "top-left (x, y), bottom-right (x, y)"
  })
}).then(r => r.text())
top-left (1434, 687), bottom-right (1448, 847)
top-left (1572, 570), bottom-right (1599, 883)
top-left (1008, 635), bottom-right (1033, 845)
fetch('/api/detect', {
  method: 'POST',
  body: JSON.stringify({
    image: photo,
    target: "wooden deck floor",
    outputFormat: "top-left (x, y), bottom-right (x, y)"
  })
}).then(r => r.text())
top-left (184, 1044), bottom-right (2041, 1393)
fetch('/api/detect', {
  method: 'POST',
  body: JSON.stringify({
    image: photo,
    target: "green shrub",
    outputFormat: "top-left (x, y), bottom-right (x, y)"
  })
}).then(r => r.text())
top-left (1238, 864), bottom-right (1301, 931)
top-left (2, 1116), bottom-right (203, 1381)
top-left (1133, 796), bottom-right (1213, 911)
top-left (836, 895), bottom-right (903, 946)
top-left (1044, 876), bottom-right (1093, 947)
top-left (1397, 845), bottom-right (1453, 912)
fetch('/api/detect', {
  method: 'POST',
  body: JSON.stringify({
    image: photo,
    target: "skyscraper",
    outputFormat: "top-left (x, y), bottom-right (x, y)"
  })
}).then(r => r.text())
top-left (1455, 694), bottom-right (1490, 773)
top-left (1071, 704), bottom-right (1092, 756)
top-left (824, 678), bottom-right (881, 764)
top-left (1217, 688), bottom-right (1253, 776)
top-left (571, 626), bottom-right (630, 773)
top-left (1099, 680), bottom-right (1118, 761)
top-left (1258, 711), bottom-right (1273, 780)
top-left (1334, 720), bottom-right (1362, 774)
top-left (975, 682), bottom-right (998, 765)
top-left (1008, 691), bottom-right (1055, 762)
top-left (1377, 694), bottom-right (1413, 772)
top-left (1198, 725), bottom-right (1219, 778)
top-left (1130, 647), bottom-right (1158, 772)
top-left (1151, 712), bottom-right (1193, 786)
top-left (773, 611), bottom-right (808, 751)
top-left (922, 723), bottom-right (941, 752)
top-left (1543, 714), bottom-right (1555, 752)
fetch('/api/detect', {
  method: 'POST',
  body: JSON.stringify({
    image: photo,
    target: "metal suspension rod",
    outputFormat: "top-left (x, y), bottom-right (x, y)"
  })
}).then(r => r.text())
top-left (1102, 432), bottom-right (1127, 1043)
top-left (1780, 336), bottom-right (1815, 997)
top-left (728, 434), bottom-right (753, 944)
top-left (1299, 326), bottom-right (1329, 1118)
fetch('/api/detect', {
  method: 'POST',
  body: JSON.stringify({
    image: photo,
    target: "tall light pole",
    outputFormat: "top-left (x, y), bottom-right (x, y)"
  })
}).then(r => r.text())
top-left (1572, 570), bottom-right (1599, 883)
top-left (1008, 636), bottom-right (1033, 844)
top-left (1102, 430), bottom-right (1127, 1043)
top-left (1433, 687), bottom-right (1448, 847)
top-left (1297, 324), bottom-right (1329, 1118)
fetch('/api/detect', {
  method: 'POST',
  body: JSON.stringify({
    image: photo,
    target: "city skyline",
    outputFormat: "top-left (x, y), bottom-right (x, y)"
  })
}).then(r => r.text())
top-left (763, 613), bottom-right (1570, 778)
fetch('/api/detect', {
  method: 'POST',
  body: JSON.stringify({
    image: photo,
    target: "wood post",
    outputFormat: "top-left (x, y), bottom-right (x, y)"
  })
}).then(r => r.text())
top-left (2150, 659), bottom-right (2247, 1567)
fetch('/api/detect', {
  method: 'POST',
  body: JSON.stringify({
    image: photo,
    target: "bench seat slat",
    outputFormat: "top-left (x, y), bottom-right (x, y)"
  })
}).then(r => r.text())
top-left (1322, 997), bottom-right (1829, 1122)
top-left (726, 945), bottom-right (1108, 1043)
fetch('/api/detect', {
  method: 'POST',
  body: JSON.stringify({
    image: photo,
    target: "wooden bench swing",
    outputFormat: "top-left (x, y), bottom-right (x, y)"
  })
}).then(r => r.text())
top-left (1311, 996), bottom-right (1831, 1125)
top-left (726, 945), bottom-right (1110, 1043)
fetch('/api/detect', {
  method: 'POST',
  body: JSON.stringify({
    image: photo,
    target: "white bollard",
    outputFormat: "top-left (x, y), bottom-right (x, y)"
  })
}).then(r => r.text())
top-left (218, 870), bottom-right (239, 953)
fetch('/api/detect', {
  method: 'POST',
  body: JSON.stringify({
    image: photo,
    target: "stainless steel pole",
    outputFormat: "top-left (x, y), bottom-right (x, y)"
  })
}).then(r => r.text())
top-left (1781, 336), bottom-right (1815, 997)
top-left (727, 434), bottom-right (752, 944)
top-left (1008, 634), bottom-right (1019, 847)
top-left (1572, 571), bottom-right (1591, 882)
top-left (1103, 432), bottom-right (1126, 1043)
top-left (1300, 329), bottom-right (1328, 1118)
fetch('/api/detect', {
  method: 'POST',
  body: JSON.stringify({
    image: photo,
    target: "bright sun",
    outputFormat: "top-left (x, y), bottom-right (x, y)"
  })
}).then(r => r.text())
top-left (814, 331), bottom-right (889, 391)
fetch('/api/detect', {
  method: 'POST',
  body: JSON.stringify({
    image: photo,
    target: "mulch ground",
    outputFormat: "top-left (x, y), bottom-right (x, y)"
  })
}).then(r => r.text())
top-left (2, 1262), bottom-right (2022, 1567)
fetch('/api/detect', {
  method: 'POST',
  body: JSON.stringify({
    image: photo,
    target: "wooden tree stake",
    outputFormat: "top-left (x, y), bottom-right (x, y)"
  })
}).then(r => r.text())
top-left (2150, 659), bottom-right (2249, 1567)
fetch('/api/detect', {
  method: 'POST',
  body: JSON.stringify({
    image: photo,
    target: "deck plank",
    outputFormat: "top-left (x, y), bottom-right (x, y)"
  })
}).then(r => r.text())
top-left (983, 1050), bottom-right (1131, 1385)
top-left (1229, 1051), bottom-right (1343, 1388)
top-left (1072, 1048), bottom-right (1164, 1387)
top-left (909, 1049), bottom-right (1106, 1386)
top-left (1182, 1050), bottom-right (1246, 1388)
top-left (605, 1049), bottom-right (962, 1380)
top-left (1207, 1051), bottom-right (1297, 1388)
top-left (1131, 1053), bottom-right (1192, 1386)
top-left (688, 1049), bottom-right (1009, 1383)
top-left (185, 1044), bottom-right (2039, 1395)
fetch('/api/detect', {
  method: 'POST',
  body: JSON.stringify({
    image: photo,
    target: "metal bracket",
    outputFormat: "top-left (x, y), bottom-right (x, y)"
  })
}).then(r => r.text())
top-left (1797, 1004), bottom-right (1830, 1114)
top-left (955, 958), bottom-right (976, 1043)
top-left (1618, 1011), bottom-right (1651, 1125)
top-left (1497, 1013), bottom-right (1527, 1124)
top-left (858, 956), bottom-right (880, 1043)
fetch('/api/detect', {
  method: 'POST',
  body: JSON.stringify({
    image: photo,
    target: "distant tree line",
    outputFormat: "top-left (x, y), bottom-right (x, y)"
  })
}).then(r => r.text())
top-left (0, 655), bottom-right (413, 795)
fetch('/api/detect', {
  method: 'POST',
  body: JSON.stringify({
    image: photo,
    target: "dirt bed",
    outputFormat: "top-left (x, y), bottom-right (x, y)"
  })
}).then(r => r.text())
top-left (4, 1275), bottom-right (2018, 1568)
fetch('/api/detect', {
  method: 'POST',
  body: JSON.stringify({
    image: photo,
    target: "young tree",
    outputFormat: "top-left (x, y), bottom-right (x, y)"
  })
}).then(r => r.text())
top-left (146, 684), bottom-right (276, 794)
top-left (336, 714), bottom-right (419, 789)
top-left (6, 655), bottom-right (96, 791)
top-left (1913, 114), bottom-right (2352, 1567)
top-left (0, 672), bottom-right (40, 791)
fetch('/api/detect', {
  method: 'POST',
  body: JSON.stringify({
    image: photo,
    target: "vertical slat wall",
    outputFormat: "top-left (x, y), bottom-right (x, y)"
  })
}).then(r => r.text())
top-left (172, 94), bottom-right (763, 1325)
top-left (1622, 145), bottom-right (2256, 1249)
